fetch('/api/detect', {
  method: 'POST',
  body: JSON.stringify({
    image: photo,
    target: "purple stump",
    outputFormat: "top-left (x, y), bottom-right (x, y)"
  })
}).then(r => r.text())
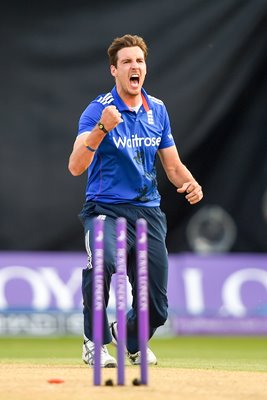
top-left (116, 217), bottom-right (127, 385)
top-left (136, 218), bottom-right (149, 385)
top-left (93, 218), bottom-right (104, 386)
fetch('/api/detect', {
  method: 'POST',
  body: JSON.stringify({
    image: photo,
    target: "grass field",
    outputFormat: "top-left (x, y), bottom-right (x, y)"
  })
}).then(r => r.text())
top-left (1, 336), bottom-right (267, 400)
top-left (1, 335), bottom-right (267, 372)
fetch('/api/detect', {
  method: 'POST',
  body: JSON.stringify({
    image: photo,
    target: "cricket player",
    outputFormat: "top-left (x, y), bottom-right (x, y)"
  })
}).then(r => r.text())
top-left (68, 34), bottom-right (203, 367)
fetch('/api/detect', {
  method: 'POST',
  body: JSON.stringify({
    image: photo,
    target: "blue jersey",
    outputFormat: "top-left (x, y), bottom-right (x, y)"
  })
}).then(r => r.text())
top-left (78, 86), bottom-right (175, 206)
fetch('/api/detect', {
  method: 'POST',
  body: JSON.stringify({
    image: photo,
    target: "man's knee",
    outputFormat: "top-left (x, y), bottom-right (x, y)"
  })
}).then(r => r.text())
top-left (150, 304), bottom-right (168, 327)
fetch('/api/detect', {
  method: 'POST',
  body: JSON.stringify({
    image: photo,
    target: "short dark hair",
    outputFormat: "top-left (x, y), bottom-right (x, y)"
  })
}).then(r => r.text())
top-left (107, 34), bottom-right (148, 67)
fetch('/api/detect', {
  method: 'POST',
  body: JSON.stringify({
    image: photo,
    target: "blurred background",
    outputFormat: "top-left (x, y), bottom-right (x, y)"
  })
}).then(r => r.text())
top-left (1, 0), bottom-right (267, 337)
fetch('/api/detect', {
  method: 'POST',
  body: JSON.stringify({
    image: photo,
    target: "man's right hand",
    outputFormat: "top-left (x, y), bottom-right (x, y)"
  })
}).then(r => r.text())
top-left (100, 105), bottom-right (123, 132)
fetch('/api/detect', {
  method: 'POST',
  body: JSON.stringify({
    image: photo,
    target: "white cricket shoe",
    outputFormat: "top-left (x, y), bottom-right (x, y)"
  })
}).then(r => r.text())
top-left (128, 348), bottom-right (157, 365)
top-left (110, 321), bottom-right (119, 346)
top-left (109, 321), bottom-right (158, 365)
top-left (82, 340), bottom-right (117, 368)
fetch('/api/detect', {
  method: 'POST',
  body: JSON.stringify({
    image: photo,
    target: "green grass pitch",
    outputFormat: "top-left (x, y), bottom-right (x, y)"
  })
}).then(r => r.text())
top-left (0, 336), bottom-right (267, 372)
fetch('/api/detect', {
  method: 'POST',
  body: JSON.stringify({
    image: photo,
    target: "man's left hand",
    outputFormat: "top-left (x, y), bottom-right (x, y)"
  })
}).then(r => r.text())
top-left (177, 181), bottom-right (203, 205)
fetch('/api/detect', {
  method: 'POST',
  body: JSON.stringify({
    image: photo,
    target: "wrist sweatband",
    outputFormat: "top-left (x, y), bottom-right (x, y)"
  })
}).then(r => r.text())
top-left (83, 140), bottom-right (96, 152)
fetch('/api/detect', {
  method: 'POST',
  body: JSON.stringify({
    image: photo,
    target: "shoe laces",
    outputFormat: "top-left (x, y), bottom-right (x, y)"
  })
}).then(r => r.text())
top-left (101, 345), bottom-right (108, 354)
top-left (128, 351), bottom-right (139, 361)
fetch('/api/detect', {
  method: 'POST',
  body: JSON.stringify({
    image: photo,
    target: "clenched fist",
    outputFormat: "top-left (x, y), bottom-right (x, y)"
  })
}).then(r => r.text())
top-left (99, 106), bottom-right (123, 132)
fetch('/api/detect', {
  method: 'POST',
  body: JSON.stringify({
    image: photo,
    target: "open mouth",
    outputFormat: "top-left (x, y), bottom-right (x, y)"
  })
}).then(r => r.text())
top-left (130, 74), bottom-right (140, 89)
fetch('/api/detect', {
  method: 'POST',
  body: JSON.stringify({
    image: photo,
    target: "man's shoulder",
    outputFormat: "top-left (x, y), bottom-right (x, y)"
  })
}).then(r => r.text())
top-left (82, 91), bottom-right (114, 116)
top-left (147, 94), bottom-right (164, 106)
top-left (147, 95), bottom-right (167, 116)
top-left (94, 92), bottom-right (114, 106)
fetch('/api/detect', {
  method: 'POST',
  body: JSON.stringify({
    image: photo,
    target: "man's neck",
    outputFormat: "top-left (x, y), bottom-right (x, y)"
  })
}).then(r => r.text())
top-left (116, 87), bottom-right (142, 108)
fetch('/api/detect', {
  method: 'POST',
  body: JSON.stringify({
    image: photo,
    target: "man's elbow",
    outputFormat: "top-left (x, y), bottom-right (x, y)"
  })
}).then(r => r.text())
top-left (68, 160), bottom-right (83, 176)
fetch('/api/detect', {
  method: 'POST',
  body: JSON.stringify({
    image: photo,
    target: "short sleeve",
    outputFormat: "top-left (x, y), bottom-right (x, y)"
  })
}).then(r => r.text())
top-left (78, 100), bottom-right (103, 135)
top-left (158, 105), bottom-right (175, 149)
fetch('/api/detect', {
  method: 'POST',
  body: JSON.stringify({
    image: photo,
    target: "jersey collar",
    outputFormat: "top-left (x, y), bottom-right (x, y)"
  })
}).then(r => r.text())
top-left (111, 86), bottom-right (152, 112)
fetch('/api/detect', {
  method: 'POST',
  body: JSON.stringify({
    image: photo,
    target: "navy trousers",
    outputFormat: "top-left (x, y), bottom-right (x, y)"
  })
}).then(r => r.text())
top-left (79, 201), bottom-right (168, 354)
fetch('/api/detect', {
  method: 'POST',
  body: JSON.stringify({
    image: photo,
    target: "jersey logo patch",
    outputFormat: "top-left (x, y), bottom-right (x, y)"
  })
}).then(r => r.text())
top-left (147, 110), bottom-right (154, 125)
top-left (112, 134), bottom-right (161, 149)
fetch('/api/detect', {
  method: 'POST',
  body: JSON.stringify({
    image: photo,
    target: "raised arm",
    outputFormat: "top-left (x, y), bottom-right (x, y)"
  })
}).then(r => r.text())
top-left (158, 145), bottom-right (203, 205)
top-left (68, 105), bottom-right (122, 176)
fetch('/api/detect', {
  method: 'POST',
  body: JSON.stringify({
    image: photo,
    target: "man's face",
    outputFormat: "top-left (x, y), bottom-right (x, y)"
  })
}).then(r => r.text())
top-left (110, 46), bottom-right (147, 98)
